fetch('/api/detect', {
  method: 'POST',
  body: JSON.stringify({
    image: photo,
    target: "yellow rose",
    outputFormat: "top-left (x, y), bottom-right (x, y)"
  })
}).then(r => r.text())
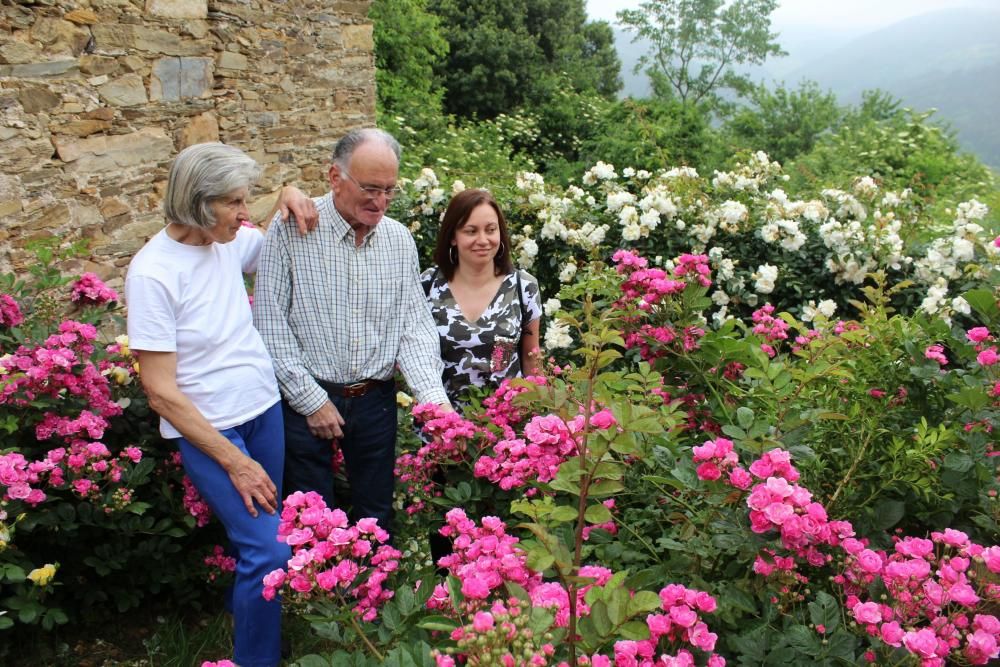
top-left (396, 391), bottom-right (414, 408)
top-left (27, 563), bottom-right (57, 587)
top-left (108, 366), bottom-right (132, 385)
top-left (115, 334), bottom-right (130, 356)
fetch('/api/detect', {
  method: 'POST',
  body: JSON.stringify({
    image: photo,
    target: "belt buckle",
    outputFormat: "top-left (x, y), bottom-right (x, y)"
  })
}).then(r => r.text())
top-left (342, 380), bottom-right (369, 397)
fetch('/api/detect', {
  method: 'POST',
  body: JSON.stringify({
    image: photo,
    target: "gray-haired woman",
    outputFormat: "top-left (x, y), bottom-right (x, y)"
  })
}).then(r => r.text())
top-left (125, 142), bottom-right (314, 667)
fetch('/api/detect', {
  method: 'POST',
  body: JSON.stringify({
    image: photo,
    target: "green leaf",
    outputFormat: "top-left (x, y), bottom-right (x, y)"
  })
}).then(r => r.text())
top-left (785, 624), bottom-right (821, 654)
top-left (589, 599), bottom-right (612, 637)
top-left (588, 480), bottom-right (624, 497)
top-left (627, 590), bottom-right (661, 615)
top-left (294, 654), bottom-right (335, 667)
top-left (721, 424), bottom-right (747, 440)
top-left (963, 288), bottom-right (1000, 319)
top-left (808, 591), bottom-right (840, 632)
top-left (584, 503), bottom-right (613, 524)
top-left (417, 615), bottom-right (459, 632)
top-left (549, 505), bottom-right (579, 523)
top-left (736, 406), bottom-right (754, 429)
top-left (526, 547), bottom-right (555, 573)
top-left (872, 499), bottom-right (905, 530)
top-left (942, 452), bottom-right (974, 473)
top-left (618, 620), bottom-right (650, 641)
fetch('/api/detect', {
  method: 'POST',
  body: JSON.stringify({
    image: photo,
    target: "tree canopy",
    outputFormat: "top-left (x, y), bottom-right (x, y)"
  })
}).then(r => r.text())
top-left (427, 0), bottom-right (621, 119)
top-left (618, 0), bottom-right (785, 108)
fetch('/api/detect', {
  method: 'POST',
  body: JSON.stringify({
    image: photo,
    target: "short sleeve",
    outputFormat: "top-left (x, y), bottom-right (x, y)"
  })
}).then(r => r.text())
top-left (518, 270), bottom-right (542, 323)
top-left (125, 274), bottom-right (178, 352)
top-left (419, 266), bottom-right (439, 299)
top-left (237, 225), bottom-right (265, 274)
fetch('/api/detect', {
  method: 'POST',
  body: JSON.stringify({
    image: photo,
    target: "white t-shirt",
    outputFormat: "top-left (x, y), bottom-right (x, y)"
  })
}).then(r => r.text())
top-left (125, 226), bottom-right (280, 439)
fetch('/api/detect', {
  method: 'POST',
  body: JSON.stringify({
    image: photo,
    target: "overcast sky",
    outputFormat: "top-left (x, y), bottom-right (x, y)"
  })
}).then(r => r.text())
top-left (586, 0), bottom-right (996, 30)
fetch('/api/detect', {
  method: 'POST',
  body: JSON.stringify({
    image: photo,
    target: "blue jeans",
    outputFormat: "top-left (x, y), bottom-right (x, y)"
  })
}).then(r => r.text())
top-left (282, 379), bottom-right (397, 536)
top-left (175, 402), bottom-right (289, 667)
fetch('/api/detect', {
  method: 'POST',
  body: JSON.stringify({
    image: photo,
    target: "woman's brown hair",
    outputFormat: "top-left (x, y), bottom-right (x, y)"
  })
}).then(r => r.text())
top-left (432, 188), bottom-right (514, 280)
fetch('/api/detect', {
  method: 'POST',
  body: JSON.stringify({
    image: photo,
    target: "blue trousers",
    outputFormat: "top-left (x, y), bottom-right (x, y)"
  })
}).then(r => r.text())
top-left (282, 379), bottom-right (397, 536)
top-left (176, 402), bottom-right (289, 667)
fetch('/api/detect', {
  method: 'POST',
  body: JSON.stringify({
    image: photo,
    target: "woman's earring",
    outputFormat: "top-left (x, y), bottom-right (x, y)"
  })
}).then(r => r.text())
top-left (449, 246), bottom-right (457, 264)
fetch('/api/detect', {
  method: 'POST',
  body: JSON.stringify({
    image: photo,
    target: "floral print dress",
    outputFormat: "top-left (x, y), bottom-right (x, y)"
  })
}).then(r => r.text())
top-left (421, 268), bottom-right (542, 405)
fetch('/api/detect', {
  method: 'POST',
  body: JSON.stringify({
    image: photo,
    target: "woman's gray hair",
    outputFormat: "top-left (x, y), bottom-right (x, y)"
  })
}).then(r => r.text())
top-left (331, 128), bottom-right (401, 170)
top-left (164, 142), bottom-right (261, 229)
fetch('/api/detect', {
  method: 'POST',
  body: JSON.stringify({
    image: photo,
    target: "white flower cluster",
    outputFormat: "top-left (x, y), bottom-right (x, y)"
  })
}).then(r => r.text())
top-left (816, 187), bottom-right (910, 284)
top-left (914, 199), bottom-right (996, 317)
top-left (753, 263), bottom-right (779, 294)
top-left (711, 151), bottom-right (783, 193)
top-left (582, 161), bottom-right (617, 185)
top-left (801, 299), bottom-right (837, 323)
top-left (409, 167), bottom-right (445, 216)
top-left (543, 320), bottom-right (574, 350)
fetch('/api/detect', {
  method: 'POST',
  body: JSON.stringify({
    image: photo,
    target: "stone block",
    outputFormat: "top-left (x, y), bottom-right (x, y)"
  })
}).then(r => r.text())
top-left (30, 18), bottom-right (91, 56)
top-left (65, 9), bottom-right (100, 25)
top-left (98, 73), bottom-right (148, 107)
top-left (18, 85), bottom-right (61, 113)
top-left (92, 24), bottom-right (210, 57)
top-left (80, 55), bottom-right (119, 76)
top-left (0, 41), bottom-right (43, 65)
top-left (2, 136), bottom-right (56, 173)
top-left (217, 51), bottom-right (248, 71)
top-left (341, 23), bottom-right (373, 51)
top-left (179, 111), bottom-right (219, 146)
top-left (49, 119), bottom-right (113, 137)
top-left (150, 56), bottom-right (213, 101)
top-left (54, 127), bottom-right (173, 174)
top-left (0, 60), bottom-right (78, 78)
top-left (145, 0), bottom-right (208, 19)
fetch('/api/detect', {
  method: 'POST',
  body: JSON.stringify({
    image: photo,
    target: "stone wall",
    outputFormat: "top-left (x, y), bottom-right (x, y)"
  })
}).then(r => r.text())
top-left (0, 0), bottom-right (375, 286)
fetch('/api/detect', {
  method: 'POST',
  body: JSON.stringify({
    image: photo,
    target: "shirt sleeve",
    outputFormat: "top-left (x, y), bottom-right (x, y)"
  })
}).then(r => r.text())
top-left (252, 216), bottom-right (329, 416)
top-left (238, 225), bottom-right (265, 274)
top-left (125, 274), bottom-right (177, 352)
top-left (520, 270), bottom-right (543, 324)
top-left (398, 239), bottom-right (448, 405)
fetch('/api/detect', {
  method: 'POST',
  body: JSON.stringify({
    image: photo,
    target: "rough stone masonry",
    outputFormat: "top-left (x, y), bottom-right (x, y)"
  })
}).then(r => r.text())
top-left (0, 0), bottom-right (375, 288)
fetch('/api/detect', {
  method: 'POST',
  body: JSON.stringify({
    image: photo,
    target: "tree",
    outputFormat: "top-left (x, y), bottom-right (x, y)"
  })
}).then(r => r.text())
top-left (724, 81), bottom-right (843, 164)
top-left (370, 0), bottom-right (449, 114)
top-left (618, 0), bottom-right (785, 109)
top-left (427, 0), bottom-right (621, 119)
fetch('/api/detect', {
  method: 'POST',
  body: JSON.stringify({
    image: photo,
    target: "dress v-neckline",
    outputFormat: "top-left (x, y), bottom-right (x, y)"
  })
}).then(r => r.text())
top-left (444, 274), bottom-right (508, 326)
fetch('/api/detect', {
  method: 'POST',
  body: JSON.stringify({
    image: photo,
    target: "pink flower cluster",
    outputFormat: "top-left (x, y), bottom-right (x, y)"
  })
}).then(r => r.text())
top-left (264, 491), bottom-right (401, 622)
top-left (967, 327), bottom-right (998, 367)
top-left (838, 530), bottom-right (1000, 665)
top-left (396, 403), bottom-right (480, 514)
top-left (924, 344), bottom-right (948, 366)
top-left (434, 597), bottom-right (557, 667)
top-left (482, 376), bottom-right (549, 441)
top-left (1, 321), bottom-right (122, 428)
top-left (163, 452), bottom-right (213, 527)
top-left (474, 413), bottom-right (584, 491)
top-left (692, 437), bottom-right (751, 490)
top-left (624, 325), bottom-right (705, 362)
top-left (69, 272), bottom-right (119, 307)
top-left (430, 510), bottom-right (726, 667)
top-left (204, 545), bottom-right (236, 583)
top-left (750, 304), bottom-right (790, 358)
top-left (201, 661), bottom-right (235, 667)
top-left (0, 293), bottom-right (23, 328)
top-left (613, 250), bottom-right (710, 313)
top-left (605, 584), bottom-right (724, 667)
top-left (430, 508), bottom-right (540, 609)
top-left (0, 441), bottom-right (143, 509)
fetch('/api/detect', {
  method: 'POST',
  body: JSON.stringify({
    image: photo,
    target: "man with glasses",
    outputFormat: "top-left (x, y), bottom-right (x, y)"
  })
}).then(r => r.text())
top-left (253, 128), bottom-right (450, 537)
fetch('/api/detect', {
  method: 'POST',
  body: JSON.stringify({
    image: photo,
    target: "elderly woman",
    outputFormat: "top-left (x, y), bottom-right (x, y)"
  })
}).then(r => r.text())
top-left (421, 188), bottom-right (542, 405)
top-left (125, 143), bottom-right (313, 667)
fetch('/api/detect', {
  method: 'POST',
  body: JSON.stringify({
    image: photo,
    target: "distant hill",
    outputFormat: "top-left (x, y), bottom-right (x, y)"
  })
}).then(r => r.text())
top-left (609, 8), bottom-right (1000, 169)
top-left (786, 8), bottom-right (1000, 169)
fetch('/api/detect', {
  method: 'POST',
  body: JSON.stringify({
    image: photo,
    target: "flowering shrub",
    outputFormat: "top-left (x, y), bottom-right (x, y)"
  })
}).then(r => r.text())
top-left (0, 252), bottom-right (213, 634)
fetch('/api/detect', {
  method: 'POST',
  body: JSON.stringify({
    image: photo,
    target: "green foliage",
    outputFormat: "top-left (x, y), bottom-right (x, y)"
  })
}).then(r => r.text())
top-left (723, 81), bottom-right (843, 165)
top-left (370, 0), bottom-right (449, 114)
top-left (618, 0), bottom-right (785, 109)
top-left (427, 0), bottom-right (621, 119)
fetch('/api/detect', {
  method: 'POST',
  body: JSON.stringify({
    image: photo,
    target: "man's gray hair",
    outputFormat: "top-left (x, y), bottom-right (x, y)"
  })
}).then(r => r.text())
top-left (164, 143), bottom-right (261, 229)
top-left (331, 128), bottom-right (401, 170)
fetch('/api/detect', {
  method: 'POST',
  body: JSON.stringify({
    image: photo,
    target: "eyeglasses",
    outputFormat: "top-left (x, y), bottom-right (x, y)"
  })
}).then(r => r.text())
top-left (342, 171), bottom-right (401, 201)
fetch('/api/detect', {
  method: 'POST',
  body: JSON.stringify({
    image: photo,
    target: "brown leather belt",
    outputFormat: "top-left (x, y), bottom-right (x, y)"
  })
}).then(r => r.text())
top-left (318, 378), bottom-right (391, 398)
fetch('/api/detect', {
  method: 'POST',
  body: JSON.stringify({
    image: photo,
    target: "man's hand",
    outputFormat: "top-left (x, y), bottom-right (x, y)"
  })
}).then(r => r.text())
top-left (226, 454), bottom-right (278, 517)
top-left (307, 400), bottom-right (345, 440)
top-left (277, 185), bottom-right (319, 234)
